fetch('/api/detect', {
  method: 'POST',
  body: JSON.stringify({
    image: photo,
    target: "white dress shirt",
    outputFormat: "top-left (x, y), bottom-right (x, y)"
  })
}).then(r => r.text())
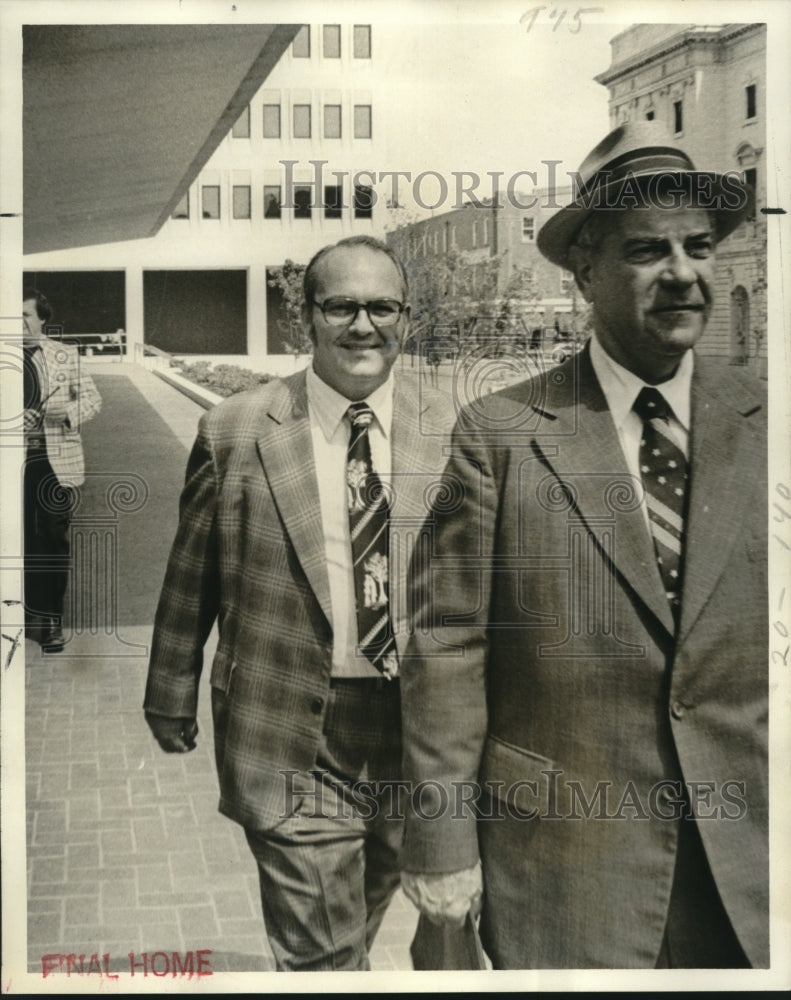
top-left (589, 334), bottom-right (692, 528)
top-left (306, 365), bottom-right (394, 678)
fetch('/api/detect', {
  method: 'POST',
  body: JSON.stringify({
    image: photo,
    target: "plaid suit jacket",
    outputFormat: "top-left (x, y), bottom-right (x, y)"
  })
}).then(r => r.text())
top-left (144, 368), bottom-right (456, 832)
top-left (28, 337), bottom-right (102, 486)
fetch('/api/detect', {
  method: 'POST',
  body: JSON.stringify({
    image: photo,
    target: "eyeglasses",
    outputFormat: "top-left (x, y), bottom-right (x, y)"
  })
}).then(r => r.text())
top-left (313, 297), bottom-right (406, 328)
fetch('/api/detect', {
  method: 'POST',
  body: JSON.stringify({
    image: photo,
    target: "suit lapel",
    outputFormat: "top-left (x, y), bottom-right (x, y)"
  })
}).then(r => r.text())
top-left (677, 361), bottom-right (764, 642)
top-left (254, 370), bottom-right (332, 626)
top-left (530, 350), bottom-right (675, 636)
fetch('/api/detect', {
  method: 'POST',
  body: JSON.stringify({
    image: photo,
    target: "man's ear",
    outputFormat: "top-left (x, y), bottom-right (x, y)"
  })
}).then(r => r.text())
top-left (568, 246), bottom-right (594, 304)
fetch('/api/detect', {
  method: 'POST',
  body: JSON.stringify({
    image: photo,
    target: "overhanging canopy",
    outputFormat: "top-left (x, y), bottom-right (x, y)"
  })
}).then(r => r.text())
top-left (23, 24), bottom-right (299, 254)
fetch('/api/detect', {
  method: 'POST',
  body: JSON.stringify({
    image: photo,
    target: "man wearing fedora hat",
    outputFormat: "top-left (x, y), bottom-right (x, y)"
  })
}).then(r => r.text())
top-left (399, 121), bottom-right (768, 969)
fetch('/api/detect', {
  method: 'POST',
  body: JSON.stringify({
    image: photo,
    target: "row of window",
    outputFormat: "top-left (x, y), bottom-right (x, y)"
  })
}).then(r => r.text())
top-left (291, 24), bottom-right (371, 59)
top-left (232, 103), bottom-right (372, 140)
top-left (402, 214), bottom-right (537, 259)
top-left (643, 84), bottom-right (757, 134)
top-left (172, 184), bottom-right (375, 221)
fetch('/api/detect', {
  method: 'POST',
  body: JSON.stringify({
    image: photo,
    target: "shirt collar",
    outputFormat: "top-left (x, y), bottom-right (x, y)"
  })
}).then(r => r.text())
top-left (590, 333), bottom-right (693, 432)
top-left (306, 365), bottom-right (395, 442)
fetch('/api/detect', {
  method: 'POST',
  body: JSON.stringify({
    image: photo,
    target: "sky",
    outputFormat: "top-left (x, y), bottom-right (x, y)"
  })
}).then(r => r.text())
top-left (380, 20), bottom-right (619, 190)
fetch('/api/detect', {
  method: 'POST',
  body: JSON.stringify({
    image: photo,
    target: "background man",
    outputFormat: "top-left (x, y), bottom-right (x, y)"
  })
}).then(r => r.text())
top-left (400, 122), bottom-right (768, 969)
top-left (144, 236), bottom-right (455, 970)
top-left (22, 288), bottom-right (102, 652)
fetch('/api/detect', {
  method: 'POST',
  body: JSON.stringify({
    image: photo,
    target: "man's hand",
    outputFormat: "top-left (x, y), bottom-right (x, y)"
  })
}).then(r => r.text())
top-left (23, 408), bottom-right (41, 431)
top-left (401, 863), bottom-right (483, 926)
top-left (145, 712), bottom-right (198, 753)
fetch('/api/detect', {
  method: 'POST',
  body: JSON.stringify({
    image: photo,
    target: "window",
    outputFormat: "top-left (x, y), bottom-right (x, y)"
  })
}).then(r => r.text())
top-left (294, 104), bottom-right (311, 138)
top-left (324, 105), bottom-right (341, 139)
top-left (743, 167), bottom-right (757, 222)
top-left (471, 221), bottom-right (477, 248)
top-left (323, 24), bottom-right (341, 58)
top-left (263, 104), bottom-right (281, 138)
top-left (482, 219), bottom-right (489, 245)
top-left (560, 270), bottom-right (574, 295)
top-left (746, 84), bottom-right (756, 120)
top-left (202, 185), bottom-right (220, 219)
top-left (294, 185), bottom-right (312, 220)
top-left (645, 110), bottom-right (655, 121)
top-left (264, 185), bottom-right (282, 219)
top-left (232, 185), bottom-right (251, 220)
top-left (353, 25), bottom-right (371, 58)
top-left (171, 191), bottom-right (189, 220)
top-left (324, 184), bottom-right (343, 220)
top-left (673, 99), bottom-right (683, 134)
top-left (292, 25), bottom-right (310, 57)
top-left (232, 106), bottom-right (250, 138)
top-left (522, 216), bottom-right (535, 242)
top-left (354, 184), bottom-right (373, 220)
top-left (354, 105), bottom-right (372, 139)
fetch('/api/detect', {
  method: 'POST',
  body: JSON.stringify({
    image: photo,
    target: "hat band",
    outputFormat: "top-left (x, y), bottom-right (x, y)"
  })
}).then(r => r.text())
top-left (575, 147), bottom-right (697, 203)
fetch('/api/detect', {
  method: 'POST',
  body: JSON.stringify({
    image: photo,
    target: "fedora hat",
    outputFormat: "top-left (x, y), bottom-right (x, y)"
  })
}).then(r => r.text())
top-left (536, 120), bottom-right (754, 270)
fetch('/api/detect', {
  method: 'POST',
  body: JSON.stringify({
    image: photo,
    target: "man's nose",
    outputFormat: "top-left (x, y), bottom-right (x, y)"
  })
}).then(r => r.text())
top-left (661, 247), bottom-right (697, 285)
top-left (348, 304), bottom-right (377, 335)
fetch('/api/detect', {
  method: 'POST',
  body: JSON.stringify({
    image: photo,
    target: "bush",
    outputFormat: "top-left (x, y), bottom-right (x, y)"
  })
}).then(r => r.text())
top-left (173, 360), bottom-right (273, 397)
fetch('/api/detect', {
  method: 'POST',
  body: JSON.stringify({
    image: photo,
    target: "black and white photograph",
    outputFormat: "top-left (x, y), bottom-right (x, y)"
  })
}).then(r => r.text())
top-left (1, 0), bottom-right (789, 992)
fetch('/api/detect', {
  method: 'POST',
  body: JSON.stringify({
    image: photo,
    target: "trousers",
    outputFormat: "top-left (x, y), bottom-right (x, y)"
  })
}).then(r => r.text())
top-left (244, 676), bottom-right (403, 971)
top-left (24, 449), bottom-right (74, 621)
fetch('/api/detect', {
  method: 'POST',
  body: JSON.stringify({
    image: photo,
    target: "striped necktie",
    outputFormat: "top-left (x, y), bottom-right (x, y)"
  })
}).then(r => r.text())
top-left (633, 386), bottom-right (689, 624)
top-left (346, 402), bottom-right (398, 679)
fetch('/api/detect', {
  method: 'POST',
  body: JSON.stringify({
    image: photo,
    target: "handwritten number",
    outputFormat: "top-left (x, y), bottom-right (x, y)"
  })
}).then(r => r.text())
top-left (772, 486), bottom-right (790, 665)
top-left (549, 8), bottom-right (567, 30)
top-left (773, 502), bottom-right (791, 523)
top-left (522, 6), bottom-right (603, 32)
top-left (519, 6), bottom-right (545, 30)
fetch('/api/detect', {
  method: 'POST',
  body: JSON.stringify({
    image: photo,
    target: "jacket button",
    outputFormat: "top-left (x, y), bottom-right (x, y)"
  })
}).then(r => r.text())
top-left (310, 697), bottom-right (324, 715)
top-left (670, 701), bottom-right (685, 720)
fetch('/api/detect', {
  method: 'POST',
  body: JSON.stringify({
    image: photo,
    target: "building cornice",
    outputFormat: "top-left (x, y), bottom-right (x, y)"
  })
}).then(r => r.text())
top-left (595, 23), bottom-right (764, 87)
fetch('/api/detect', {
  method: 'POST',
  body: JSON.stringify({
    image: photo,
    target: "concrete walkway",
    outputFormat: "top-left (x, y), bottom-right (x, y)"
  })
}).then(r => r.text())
top-left (20, 362), bottom-right (420, 985)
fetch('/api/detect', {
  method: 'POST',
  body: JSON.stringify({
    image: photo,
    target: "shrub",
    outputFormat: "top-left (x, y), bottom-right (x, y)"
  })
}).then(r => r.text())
top-left (173, 360), bottom-right (273, 397)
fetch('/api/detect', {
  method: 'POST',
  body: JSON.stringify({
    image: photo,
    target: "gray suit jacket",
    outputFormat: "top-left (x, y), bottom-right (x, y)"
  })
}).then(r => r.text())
top-left (401, 347), bottom-right (768, 968)
top-left (145, 367), bottom-right (456, 831)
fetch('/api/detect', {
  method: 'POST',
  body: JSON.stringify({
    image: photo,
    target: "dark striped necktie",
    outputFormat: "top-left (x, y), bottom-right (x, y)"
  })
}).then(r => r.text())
top-left (634, 386), bottom-right (689, 625)
top-left (346, 402), bottom-right (398, 679)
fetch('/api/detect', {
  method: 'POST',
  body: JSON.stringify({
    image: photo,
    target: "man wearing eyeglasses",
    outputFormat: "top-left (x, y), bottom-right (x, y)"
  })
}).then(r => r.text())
top-left (144, 236), bottom-right (455, 970)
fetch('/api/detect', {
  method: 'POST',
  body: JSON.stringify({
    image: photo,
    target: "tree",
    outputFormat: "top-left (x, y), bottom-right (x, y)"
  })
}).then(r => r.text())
top-left (384, 202), bottom-right (544, 364)
top-left (266, 260), bottom-right (312, 356)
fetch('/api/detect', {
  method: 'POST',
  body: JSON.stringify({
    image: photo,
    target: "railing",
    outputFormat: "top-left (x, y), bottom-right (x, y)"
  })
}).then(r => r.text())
top-left (59, 332), bottom-right (127, 358)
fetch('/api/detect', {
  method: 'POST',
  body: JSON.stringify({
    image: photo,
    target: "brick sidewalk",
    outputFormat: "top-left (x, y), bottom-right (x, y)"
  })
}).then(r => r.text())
top-left (22, 363), bottom-right (420, 979)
